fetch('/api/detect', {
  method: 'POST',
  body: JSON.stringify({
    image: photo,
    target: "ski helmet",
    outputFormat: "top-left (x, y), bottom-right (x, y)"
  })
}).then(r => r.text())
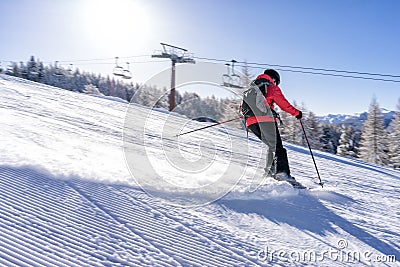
top-left (264, 69), bottom-right (280, 85)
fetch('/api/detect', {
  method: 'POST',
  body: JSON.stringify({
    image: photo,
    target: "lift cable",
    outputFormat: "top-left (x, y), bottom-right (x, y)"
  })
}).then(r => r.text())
top-left (194, 56), bottom-right (400, 82)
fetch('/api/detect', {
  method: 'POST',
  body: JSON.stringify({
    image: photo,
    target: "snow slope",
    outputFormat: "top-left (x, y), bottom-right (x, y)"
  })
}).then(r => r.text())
top-left (0, 74), bottom-right (399, 266)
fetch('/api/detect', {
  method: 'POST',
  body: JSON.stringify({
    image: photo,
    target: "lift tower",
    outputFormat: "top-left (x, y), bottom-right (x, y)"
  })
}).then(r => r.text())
top-left (152, 43), bottom-right (195, 111)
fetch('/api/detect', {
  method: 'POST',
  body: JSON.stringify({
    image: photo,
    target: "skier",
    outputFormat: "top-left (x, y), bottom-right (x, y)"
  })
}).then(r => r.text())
top-left (243, 69), bottom-right (302, 184)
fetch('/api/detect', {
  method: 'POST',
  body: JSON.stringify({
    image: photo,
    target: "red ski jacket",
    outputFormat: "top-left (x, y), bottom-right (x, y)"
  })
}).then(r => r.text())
top-left (245, 74), bottom-right (300, 128)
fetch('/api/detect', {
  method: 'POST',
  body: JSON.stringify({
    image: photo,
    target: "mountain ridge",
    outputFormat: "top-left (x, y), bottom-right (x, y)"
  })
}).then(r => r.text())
top-left (317, 108), bottom-right (395, 129)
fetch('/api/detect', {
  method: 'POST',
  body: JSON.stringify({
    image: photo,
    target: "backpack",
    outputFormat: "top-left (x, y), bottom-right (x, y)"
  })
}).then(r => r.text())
top-left (241, 78), bottom-right (273, 119)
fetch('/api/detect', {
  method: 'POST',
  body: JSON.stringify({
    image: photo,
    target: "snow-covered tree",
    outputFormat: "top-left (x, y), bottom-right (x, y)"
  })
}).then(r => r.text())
top-left (19, 61), bottom-right (28, 79)
top-left (6, 62), bottom-right (18, 76)
top-left (337, 125), bottom-right (357, 157)
top-left (388, 99), bottom-right (400, 168)
top-left (131, 85), bottom-right (168, 109)
top-left (278, 101), bottom-right (302, 145)
top-left (220, 97), bottom-right (243, 128)
top-left (83, 84), bottom-right (102, 95)
top-left (4, 55), bottom-right (142, 102)
top-left (358, 97), bottom-right (389, 165)
top-left (320, 123), bottom-right (339, 153)
top-left (173, 92), bottom-right (223, 121)
top-left (305, 111), bottom-right (322, 149)
top-left (27, 56), bottom-right (40, 81)
top-left (240, 61), bottom-right (253, 88)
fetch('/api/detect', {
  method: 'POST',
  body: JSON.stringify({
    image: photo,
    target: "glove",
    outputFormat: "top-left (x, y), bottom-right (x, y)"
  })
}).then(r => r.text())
top-left (295, 111), bottom-right (303, 120)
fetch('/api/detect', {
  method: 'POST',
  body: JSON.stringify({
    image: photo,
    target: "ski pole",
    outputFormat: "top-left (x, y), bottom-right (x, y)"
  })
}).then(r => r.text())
top-left (299, 119), bottom-right (324, 187)
top-left (175, 116), bottom-right (243, 137)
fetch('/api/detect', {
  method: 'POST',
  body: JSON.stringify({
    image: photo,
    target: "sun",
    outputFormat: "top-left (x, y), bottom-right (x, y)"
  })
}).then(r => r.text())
top-left (82, 0), bottom-right (151, 53)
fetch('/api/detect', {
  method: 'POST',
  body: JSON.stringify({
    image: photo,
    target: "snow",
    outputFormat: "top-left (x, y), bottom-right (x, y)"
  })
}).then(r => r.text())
top-left (89, 94), bottom-right (129, 104)
top-left (0, 74), bottom-right (399, 266)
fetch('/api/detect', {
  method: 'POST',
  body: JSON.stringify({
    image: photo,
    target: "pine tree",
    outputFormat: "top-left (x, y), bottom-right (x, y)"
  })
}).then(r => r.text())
top-left (37, 61), bottom-right (45, 82)
top-left (320, 123), bottom-right (337, 153)
top-left (388, 99), bottom-right (400, 168)
top-left (27, 56), bottom-right (39, 81)
top-left (278, 101), bottom-right (302, 145)
top-left (306, 111), bottom-right (322, 149)
top-left (241, 61), bottom-right (253, 87)
top-left (358, 97), bottom-right (389, 165)
top-left (220, 97), bottom-right (242, 128)
top-left (337, 125), bottom-right (357, 157)
top-left (83, 84), bottom-right (102, 95)
top-left (19, 61), bottom-right (29, 79)
top-left (6, 62), bottom-right (19, 76)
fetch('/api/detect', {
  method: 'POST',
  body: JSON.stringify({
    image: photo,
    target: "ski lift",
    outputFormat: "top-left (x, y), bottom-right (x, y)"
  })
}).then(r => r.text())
top-left (221, 60), bottom-right (243, 88)
top-left (64, 63), bottom-right (74, 77)
top-left (222, 63), bottom-right (232, 87)
top-left (122, 62), bottom-right (132, 79)
top-left (230, 60), bottom-right (243, 89)
top-left (54, 61), bottom-right (64, 77)
top-left (67, 64), bottom-right (73, 73)
top-left (113, 57), bottom-right (125, 77)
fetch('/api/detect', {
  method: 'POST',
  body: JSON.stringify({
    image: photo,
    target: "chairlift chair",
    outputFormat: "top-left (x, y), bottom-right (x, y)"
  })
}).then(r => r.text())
top-left (122, 62), bottom-right (132, 79)
top-left (230, 59), bottom-right (243, 88)
top-left (230, 71), bottom-right (242, 88)
top-left (113, 57), bottom-right (125, 77)
top-left (230, 74), bottom-right (243, 88)
top-left (222, 63), bottom-right (232, 87)
top-left (67, 64), bottom-right (73, 73)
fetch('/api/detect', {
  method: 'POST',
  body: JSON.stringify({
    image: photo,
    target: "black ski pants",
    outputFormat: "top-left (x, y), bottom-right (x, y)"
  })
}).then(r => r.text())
top-left (248, 122), bottom-right (291, 176)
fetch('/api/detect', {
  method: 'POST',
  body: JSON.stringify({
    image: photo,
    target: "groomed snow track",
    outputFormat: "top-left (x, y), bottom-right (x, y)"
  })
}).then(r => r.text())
top-left (0, 166), bottom-right (262, 267)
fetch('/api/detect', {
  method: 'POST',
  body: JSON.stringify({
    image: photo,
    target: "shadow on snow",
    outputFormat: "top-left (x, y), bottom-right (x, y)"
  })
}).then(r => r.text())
top-left (219, 191), bottom-right (399, 258)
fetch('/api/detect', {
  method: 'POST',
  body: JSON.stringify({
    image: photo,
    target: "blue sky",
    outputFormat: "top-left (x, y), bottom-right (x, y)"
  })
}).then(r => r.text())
top-left (1, 0), bottom-right (399, 115)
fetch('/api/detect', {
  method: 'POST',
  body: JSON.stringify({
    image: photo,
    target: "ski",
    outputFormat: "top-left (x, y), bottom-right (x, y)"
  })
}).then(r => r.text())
top-left (288, 181), bottom-right (308, 190)
top-left (262, 174), bottom-right (309, 189)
